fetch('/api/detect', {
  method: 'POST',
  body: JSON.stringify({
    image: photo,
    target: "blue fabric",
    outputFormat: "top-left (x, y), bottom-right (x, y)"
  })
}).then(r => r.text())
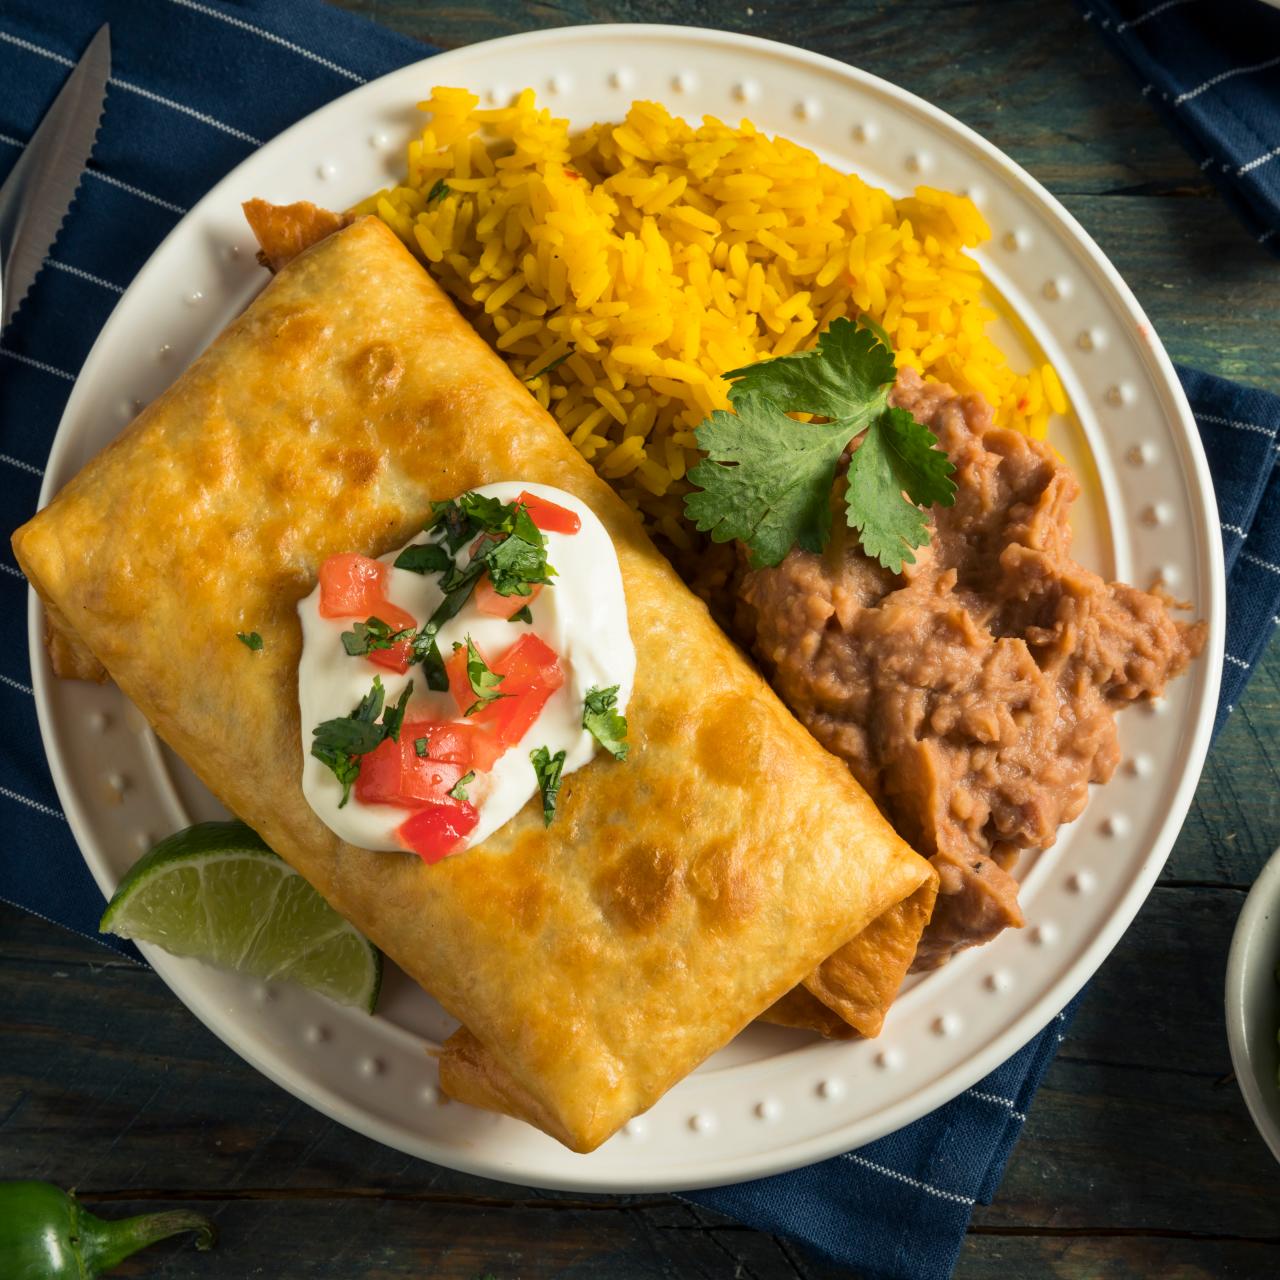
top-left (1077, 0), bottom-right (1280, 253)
top-left (0, 5), bottom-right (1276, 1279)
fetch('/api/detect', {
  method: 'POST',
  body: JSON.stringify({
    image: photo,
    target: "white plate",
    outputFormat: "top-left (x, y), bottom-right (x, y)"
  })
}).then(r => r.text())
top-left (31, 24), bottom-right (1224, 1192)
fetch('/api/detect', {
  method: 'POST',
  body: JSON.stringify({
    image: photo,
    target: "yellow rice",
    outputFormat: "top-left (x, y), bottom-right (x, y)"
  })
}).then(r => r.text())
top-left (354, 87), bottom-right (1066, 546)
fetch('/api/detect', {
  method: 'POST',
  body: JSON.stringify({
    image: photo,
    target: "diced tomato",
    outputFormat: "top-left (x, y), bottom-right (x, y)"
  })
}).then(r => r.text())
top-left (445, 644), bottom-right (473, 717)
top-left (355, 723), bottom-right (468, 808)
top-left (319, 553), bottom-right (388, 618)
top-left (480, 683), bottom-right (557, 748)
top-left (353, 735), bottom-right (410, 807)
top-left (517, 491), bottom-right (581, 535)
top-left (397, 752), bottom-right (468, 806)
top-left (474, 571), bottom-right (542, 619)
top-left (372, 600), bottom-right (418, 632)
top-left (398, 802), bottom-right (479, 864)
top-left (361, 599), bottom-right (421, 674)
top-left (318, 552), bottom-right (418, 672)
top-left (425, 721), bottom-right (506, 773)
top-left (492, 633), bottom-right (565, 693)
top-left (471, 634), bottom-right (566, 747)
top-left (367, 639), bottom-right (412, 675)
top-left (445, 633), bottom-right (565, 745)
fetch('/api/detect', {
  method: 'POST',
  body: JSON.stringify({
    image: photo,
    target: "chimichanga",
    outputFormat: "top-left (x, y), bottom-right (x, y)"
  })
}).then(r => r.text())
top-left (240, 201), bottom-right (939, 1044)
top-left (14, 216), bottom-right (934, 1151)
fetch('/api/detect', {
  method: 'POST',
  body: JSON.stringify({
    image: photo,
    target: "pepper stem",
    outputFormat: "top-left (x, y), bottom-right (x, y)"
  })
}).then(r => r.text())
top-left (75, 1199), bottom-right (216, 1276)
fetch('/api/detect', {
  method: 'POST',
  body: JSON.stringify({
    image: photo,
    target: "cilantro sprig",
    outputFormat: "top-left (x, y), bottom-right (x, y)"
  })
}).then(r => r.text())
top-left (311, 676), bottom-right (413, 807)
top-left (419, 492), bottom-right (556, 603)
top-left (530, 746), bottom-right (566, 826)
top-left (683, 318), bottom-right (956, 573)
top-left (341, 616), bottom-right (414, 657)
top-left (340, 615), bottom-right (449, 692)
top-left (459, 635), bottom-right (507, 716)
top-left (393, 543), bottom-right (453, 575)
top-left (583, 686), bottom-right (629, 760)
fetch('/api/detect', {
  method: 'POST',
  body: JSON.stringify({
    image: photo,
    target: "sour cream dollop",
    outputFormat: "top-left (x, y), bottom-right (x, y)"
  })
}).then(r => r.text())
top-left (298, 482), bottom-right (635, 858)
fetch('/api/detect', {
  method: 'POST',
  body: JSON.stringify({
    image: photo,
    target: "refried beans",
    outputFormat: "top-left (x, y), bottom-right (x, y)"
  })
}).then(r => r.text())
top-left (734, 366), bottom-right (1205, 969)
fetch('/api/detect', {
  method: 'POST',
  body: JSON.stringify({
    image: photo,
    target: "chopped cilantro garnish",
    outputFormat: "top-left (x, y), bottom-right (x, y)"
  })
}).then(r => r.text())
top-left (427, 177), bottom-right (450, 204)
top-left (339, 616), bottom-right (449, 691)
top-left (341, 616), bottom-right (413, 657)
top-left (419, 492), bottom-right (557, 615)
top-left (426, 557), bottom-right (487, 632)
top-left (582, 686), bottom-right (629, 760)
top-left (310, 676), bottom-right (414, 806)
top-left (484, 532), bottom-right (555, 597)
top-left (382, 682), bottom-right (412, 743)
top-left (426, 499), bottom-right (476, 554)
top-left (462, 636), bottom-right (507, 716)
top-left (509, 501), bottom-right (543, 549)
top-left (409, 628), bottom-right (450, 691)
top-left (447, 770), bottom-right (476, 802)
top-left (350, 677), bottom-right (387, 728)
top-left (414, 735), bottom-right (430, 758)
top-left (684, 317), bottom-right (956, 573)
top-left (525, 351), bottom-right (570, 382)
top-left (458, 491), bottom-right (512, 530)
top-left (530, 745), bottom-right (566, 826)
top-left (509, 604), bottom-right (533, 624)
top-left (394, 543), bottom-right (453, 575)
top-left (236, 631), bottom-right (263, 651)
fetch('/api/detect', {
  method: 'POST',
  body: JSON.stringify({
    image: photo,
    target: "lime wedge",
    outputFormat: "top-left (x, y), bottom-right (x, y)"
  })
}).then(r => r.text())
top-left (101, 821), bottom-right (381, 1012)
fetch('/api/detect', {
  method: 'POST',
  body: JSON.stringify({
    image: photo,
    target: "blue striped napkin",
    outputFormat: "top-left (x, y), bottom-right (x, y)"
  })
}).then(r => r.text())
top-left (1, 5), bottom-right (1276, 1279)
top-left (1076, 0), bottom-right (1280, 253)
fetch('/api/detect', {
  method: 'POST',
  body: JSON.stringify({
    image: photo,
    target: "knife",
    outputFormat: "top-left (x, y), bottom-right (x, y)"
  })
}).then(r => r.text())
top-left (0, 24), bottom-right (111, 330)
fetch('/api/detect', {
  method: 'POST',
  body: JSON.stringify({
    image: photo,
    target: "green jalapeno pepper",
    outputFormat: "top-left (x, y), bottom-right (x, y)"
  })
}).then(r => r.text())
top-left (0, 1181), bottom-right (215, 1278)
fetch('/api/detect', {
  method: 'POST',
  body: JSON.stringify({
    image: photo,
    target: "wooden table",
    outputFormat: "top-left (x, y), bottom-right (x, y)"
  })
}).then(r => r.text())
top-left (5, 1), bottom-right (1279, 1276)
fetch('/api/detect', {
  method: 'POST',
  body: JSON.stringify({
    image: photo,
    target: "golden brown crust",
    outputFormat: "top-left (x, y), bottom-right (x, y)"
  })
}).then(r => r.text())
top-left (759, 985), bottom-right (858, 1040)
top-left (802, 877), bottom-right (939, 1037)
top-left (242, 198), bottom-right (350, 272)
top-left (12, 217), bottom-right (932, 1152)
top-left (438, 1026), bottom-right (578, 1144)
top-left (44, 602), bottom-right (107, 682)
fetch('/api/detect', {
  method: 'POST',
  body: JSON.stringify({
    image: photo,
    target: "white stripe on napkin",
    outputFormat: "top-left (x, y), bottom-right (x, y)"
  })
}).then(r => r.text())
top-left (0, 131), bottom-right (187, 215)
top-left (0, 27), bottom-right (261, 145)
top-left (1116, 0), bottom-right (1197, 35)
top-left (0, 453), bottom-right (44, 477)
top-left (1195, 413), bottom-right (1276, 438)
top-left (1239, 144), bottom-right (1280, 177)
top-left (1173, 52), bottom-right (1280, 106)
top-left (167, 0), bottom-right (366, 84)
top-left (1241, 552), bottom-right (1280, 576)
top-left (43, 258), bottom-right (124, 294)
top-left (0, 348), bottom-right (75, 381)
top-left (842, 1153), bottom-right (976, 1206)
top-left (0, 783), bottom-right (67, 821)
top-left (966, 1089), bottom-right (1028, 1122)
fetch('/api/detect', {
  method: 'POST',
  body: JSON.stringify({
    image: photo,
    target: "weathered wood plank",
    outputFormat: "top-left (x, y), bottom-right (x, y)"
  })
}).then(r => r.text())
top-left (57, 1196), bottom-right (852, 1280)
top-left (956, 1235), bottom-right (1280, 1280)
top-left (1171, 640), bottom-right (1280, 886)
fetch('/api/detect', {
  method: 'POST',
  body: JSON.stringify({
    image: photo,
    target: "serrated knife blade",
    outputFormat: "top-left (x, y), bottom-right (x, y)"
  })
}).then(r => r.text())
top-left (0, 24), bottom-right (111, 330)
